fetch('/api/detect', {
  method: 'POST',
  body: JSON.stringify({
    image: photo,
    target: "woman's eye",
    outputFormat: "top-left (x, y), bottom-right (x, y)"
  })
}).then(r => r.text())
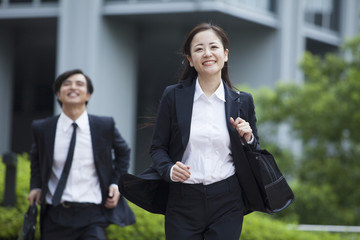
top-left (211, 45), bottom-right (218, 49)
top-left (195, 48), bottom-right (203, 52)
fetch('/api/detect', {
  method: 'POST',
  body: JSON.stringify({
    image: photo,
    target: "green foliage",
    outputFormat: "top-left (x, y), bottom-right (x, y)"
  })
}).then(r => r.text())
top-left (290, 181), bottom-right (341, 224)
top-left (0, 153), bottom-right (38, 240)
top-left (106, 203), bottom-right (165, 240)
top-left (242, 213), bottom-right (352, 240)
top-left (252, 34), bottom-right (360, 225)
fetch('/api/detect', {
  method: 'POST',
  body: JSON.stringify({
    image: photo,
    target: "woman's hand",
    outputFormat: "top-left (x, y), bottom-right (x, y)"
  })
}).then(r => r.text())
top-left (171, 161), bottom-right (191, 182)
top-left (230, 117), bottom-right (253, 142)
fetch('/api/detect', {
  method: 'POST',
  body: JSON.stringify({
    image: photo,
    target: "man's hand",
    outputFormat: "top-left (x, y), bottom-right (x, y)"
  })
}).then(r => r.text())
top-left (105, 185), bottom-right (120, 209)
top-left (27, 189), bottom-right (41, 205)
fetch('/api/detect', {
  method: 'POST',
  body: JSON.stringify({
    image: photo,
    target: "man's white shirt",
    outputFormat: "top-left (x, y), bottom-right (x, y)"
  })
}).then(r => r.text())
top-left (46, 111), bottom-right (102, 204)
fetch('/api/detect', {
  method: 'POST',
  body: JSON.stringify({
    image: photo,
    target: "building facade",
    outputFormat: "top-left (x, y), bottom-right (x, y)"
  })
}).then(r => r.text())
top-left (0, 0), bottom-right (359, 173)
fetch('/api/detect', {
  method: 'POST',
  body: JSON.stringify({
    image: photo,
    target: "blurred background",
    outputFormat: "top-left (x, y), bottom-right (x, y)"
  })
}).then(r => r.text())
top-left (0, 0), bottom-right (360, 239)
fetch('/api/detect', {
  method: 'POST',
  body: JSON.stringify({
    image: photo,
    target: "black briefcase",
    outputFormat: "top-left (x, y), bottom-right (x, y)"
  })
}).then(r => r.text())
top-left (241, 138), bottom-right (294, 214)
top-left (18, 203), bottom-right (37, 240)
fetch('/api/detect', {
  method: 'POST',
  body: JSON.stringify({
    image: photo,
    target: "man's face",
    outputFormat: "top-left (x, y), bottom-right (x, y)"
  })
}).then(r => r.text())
top-left (56, 73), bottom-right (91, 107)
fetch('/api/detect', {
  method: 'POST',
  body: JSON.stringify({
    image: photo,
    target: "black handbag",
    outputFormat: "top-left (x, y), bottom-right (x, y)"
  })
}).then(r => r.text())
top-left (241, 137), bottom-right (294, 214)
top-left (18, 203), bottom-right (37, 240)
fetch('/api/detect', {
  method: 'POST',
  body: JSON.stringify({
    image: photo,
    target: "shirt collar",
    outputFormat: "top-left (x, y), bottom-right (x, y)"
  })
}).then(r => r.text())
top-left (59, 110), bottom-right (89, 132)
top-left (194, 78), bottom-right (226, 102)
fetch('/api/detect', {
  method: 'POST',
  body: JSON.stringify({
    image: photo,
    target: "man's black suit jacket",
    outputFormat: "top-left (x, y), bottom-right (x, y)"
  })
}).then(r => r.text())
top-left (119, 77), bottom-right (265, 215)
top-left (30, 114), bottom-right (135, 227)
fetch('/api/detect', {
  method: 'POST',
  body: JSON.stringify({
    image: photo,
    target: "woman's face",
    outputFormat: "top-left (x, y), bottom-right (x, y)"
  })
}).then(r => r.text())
top-left (187, 29), bottom-right (228, 79)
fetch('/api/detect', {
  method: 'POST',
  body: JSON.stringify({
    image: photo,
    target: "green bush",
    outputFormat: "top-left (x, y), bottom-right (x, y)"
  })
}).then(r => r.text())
top-left (1, 154), bottom-right (359, 240)
top-left (0, 153), bottom-right (38, 240)
top-left (106, 203), bottom-right (165, 240)
top-left (242, 213), bottom-right (358, 240)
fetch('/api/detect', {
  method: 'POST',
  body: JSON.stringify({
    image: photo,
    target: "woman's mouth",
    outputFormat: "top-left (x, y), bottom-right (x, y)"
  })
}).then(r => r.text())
top-left (202, 60), bottom-right (215, 66)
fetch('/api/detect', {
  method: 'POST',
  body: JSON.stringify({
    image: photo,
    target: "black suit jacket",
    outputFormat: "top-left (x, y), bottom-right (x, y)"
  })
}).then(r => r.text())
top-left (119, 77), bottom-right (264, 214)
top-left (30, 114), bottom-right (135, 227)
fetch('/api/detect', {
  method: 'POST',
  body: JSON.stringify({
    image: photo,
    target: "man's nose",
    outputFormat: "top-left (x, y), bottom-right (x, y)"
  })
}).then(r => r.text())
top-left (69, 82), bottom-right (77, 88)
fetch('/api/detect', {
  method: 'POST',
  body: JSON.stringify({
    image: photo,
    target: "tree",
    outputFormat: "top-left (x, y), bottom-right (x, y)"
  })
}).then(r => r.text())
top-left (253, 34), bottom-right (360, 225)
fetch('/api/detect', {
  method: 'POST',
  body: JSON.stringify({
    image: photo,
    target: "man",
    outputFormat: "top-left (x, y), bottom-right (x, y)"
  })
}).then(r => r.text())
top-left (27, 69), bottom-right (135, 239)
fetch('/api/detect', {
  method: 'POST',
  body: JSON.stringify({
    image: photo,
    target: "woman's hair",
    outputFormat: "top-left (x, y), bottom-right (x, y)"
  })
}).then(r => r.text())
top-left (179, 23), bottom-right (233, 89)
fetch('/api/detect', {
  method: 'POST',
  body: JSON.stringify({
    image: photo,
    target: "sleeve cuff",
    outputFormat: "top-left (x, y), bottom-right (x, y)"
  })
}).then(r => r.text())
top-left (170, 165), bottom-right (179, 182)
top-left (110, 184), bottom-right (119, 191)
top-left (247, 133), bottom-right (254, 144)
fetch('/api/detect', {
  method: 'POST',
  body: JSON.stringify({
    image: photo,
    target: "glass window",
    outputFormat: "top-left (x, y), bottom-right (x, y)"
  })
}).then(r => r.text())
top-left (304, 0), bottom-right (340, 32)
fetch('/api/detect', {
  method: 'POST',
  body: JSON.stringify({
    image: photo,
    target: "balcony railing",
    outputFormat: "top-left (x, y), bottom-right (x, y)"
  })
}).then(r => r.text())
top-left (0, 0), bottom-right (58, 18)
top-left (106, 0), bottom-right (277, 14)
top-left (104, 0), bottom-right (278, 28)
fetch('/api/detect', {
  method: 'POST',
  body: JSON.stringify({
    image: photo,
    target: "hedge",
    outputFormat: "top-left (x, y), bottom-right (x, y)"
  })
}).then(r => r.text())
top-left (1, 154), bottom-right (358, 240)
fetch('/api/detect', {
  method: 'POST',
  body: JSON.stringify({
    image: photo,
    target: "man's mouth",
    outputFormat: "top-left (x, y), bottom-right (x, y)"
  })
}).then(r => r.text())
top-left (68, 92), bottom-right (78, 97)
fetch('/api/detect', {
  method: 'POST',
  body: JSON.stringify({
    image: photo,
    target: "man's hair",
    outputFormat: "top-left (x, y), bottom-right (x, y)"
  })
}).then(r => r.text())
top-left (53, 69), bottom-right (94, 106)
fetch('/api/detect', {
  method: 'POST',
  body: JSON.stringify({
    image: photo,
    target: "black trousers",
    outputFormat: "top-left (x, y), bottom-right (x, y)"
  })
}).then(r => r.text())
top-left (42, 203), bottom-right (108, 240)
top-left (165, 174), bottom-right (245, 240)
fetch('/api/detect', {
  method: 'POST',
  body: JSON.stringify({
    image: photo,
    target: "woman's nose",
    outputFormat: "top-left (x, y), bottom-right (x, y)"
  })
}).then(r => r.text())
top-left (203, 48), bottom-right (211, 57)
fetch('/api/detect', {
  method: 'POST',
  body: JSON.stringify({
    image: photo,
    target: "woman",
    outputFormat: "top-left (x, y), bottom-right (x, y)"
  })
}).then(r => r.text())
top-left (119, 23), bottom-right (262, 240)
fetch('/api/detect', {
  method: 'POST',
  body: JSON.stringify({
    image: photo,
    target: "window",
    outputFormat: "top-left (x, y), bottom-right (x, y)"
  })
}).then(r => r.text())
top-left (304, 0), bottom-right (340, 32)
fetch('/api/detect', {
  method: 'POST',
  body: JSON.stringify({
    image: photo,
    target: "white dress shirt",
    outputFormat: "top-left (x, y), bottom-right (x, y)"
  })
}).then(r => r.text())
top-left (180, 79), bottom-right (235, 185)
top-left (46, 111), bottom-right (102, 204)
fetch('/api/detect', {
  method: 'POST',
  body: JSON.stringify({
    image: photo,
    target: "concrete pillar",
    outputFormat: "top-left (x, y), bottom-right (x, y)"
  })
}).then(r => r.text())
top-left (274, 0), bottom-right (306, 155)
top-left (340, 0), bottom-right (360, 39)
top-left (276, 0), bottom-right (305, 83)
top-left (0, 29), bottom-right (14, 154)
top-left (56, 0), bottom-right (102, 76)
top-left (90, 19), bottom-right (138, 173)
top-left (56, 0), bottom-right (138, 172)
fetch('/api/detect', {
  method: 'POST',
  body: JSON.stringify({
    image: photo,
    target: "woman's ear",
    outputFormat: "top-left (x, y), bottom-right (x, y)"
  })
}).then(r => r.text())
top-left (186, 55), bottom-right (194, 67)
top-left (224, 49), bottom-right (229, 62)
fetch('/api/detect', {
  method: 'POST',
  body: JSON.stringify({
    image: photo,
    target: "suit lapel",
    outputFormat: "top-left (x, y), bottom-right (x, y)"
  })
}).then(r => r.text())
top-left (175, 78), bottom-right (196, 149)
top-left (88, 115), bottom-right (102, 165)
top-left (45, 116), bottom-right (59, 167)
top-left (224, 83), bottom-right (241, 135)
top-left (175, 79), bottom-right (240, 147)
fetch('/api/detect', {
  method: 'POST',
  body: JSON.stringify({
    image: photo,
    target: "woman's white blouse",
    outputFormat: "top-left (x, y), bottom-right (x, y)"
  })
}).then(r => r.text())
top-left (178, 79), bottom-right (235, 185)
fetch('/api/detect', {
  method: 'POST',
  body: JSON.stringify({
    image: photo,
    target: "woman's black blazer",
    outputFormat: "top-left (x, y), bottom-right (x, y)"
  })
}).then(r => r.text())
top-left (119, 77), bottom-right (264, 215)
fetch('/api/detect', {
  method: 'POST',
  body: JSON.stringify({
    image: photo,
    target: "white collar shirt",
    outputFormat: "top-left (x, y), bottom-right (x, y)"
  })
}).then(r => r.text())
top-left (181, 79), bottom-right (235, 185)
top-left (46, 110), bottom-right (102, 204)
